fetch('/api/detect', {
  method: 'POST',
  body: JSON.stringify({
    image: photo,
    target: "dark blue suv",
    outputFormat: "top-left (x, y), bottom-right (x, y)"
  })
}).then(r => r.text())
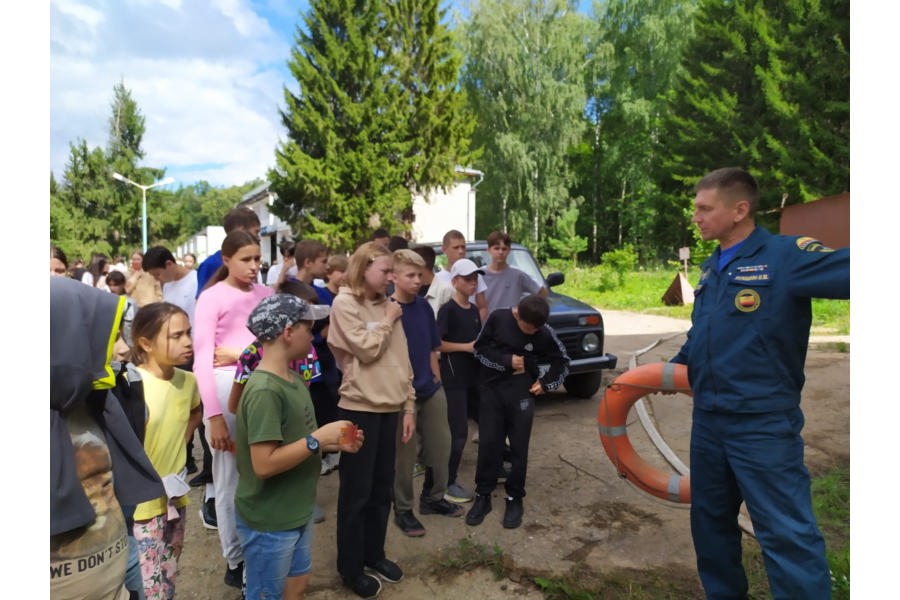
top-left (431, 241), bottom-right (617, 398)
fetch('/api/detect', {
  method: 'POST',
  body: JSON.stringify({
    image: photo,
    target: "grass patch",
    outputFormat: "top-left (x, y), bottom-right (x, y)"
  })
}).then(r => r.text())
top-left (551, 265), bottom-right (849, 333)
top-left (553, 267), bottom-right (697, 320)
top-left (811, 299), bottom-right (850, 334)
top-left (434, 537), bottom-right (507, 581)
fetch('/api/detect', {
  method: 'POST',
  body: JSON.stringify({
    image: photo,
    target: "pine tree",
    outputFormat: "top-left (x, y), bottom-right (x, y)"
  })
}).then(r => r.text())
top-left (269, 0), bottom-right (475, 251)
top-left (50, 83), bottom-right (174, 258)
top-left (660, 0), bottom-right (849, 231)
top-left (547, 203), bottom-right (588, 267)
top-left (105, 81), bottom-right (157, 250)
top-left (384, 0), bottom-right (477, 192)
top-left (51, 139), bottom-right (116, 259)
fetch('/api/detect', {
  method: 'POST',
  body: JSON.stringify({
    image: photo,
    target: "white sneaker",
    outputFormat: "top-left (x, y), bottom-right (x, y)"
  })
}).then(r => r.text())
top-left (320, 452), bottom-right (340, 476)
top-left (313, 504), bottom-right (326, 524)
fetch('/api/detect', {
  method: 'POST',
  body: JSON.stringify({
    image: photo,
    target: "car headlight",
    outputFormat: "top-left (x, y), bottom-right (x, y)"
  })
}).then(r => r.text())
top-left (582, 332), bottom-right (600, 353)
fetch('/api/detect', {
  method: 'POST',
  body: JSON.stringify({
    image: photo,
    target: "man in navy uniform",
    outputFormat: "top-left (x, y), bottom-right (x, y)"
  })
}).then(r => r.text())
top-left (671, 167), bottom-right (849, 599)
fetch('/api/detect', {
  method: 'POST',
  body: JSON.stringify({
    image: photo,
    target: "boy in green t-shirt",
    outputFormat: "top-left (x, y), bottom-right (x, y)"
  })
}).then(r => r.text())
top-left (235, 294), bottom-right (364, 599)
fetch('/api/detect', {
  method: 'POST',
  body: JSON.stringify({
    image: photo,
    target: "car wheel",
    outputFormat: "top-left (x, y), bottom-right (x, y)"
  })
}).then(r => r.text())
top-left (564, 372), bottom-right (604, 399)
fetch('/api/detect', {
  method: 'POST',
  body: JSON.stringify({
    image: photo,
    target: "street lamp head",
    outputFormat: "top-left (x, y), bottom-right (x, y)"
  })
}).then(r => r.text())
top-left (112, 172), bottom-right (126, 182)
top-left (158, 177), bottom-right (175, 186)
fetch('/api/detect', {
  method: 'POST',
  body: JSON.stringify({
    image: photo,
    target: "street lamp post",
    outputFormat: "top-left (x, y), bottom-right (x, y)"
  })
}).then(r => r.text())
top-left (112, 173), bottom-right (175, 252)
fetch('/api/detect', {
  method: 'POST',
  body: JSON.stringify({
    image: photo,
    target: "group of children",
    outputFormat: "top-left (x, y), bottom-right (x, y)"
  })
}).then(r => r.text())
top-left (51, 222), bottom-right (570, 600)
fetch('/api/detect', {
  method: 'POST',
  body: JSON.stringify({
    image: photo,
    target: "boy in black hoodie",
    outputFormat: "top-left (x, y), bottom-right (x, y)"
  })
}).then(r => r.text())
top-left (465, 294), bottom-right (569, 529)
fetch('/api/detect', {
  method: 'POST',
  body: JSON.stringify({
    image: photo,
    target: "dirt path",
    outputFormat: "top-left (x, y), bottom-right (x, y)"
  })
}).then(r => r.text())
top-left (174, 311), bottom-right (849, 599)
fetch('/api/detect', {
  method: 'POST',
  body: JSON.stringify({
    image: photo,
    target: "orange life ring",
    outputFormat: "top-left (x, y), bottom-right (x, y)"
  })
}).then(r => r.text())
top-left (597, 362), bottom-right (692, 503)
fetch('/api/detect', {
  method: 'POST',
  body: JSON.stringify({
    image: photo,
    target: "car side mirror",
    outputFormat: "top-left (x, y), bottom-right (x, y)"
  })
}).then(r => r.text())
top-left (546, 272), bottom-right (564, 287)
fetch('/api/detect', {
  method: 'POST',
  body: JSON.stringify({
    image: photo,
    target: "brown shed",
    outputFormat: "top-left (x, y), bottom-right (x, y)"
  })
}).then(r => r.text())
top-left (779, 192), bottom-right (849, 249)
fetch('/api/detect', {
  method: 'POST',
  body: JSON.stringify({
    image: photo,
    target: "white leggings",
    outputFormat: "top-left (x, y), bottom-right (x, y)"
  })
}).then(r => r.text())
top-left (203, 368), bottom-right (242, 570)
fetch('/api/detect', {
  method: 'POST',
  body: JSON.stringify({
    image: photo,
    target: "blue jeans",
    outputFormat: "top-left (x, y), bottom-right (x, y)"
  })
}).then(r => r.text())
top-left (235, 513), bottom-right (313, 599)
top-left (124, 535), bottom-right (146, 600)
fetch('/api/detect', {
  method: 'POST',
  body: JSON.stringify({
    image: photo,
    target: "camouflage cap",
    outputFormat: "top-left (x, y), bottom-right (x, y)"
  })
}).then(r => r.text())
top-left (246, 293), bottom-right (330, 341)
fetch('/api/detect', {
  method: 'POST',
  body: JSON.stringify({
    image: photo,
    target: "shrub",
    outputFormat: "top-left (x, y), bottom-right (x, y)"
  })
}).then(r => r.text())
top-left (600, 244), bottom-right (638, 289)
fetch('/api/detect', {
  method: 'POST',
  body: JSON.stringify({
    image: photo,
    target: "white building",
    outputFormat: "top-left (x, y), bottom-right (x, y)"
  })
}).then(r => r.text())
top-left (410, 167), bottom-right (484, 244)
top-left (188, 166), bottom-right (484, 269)
top-left (238, 182), bottom-right (293, 269)
top-left (175, 225), bottom-right (225, 263)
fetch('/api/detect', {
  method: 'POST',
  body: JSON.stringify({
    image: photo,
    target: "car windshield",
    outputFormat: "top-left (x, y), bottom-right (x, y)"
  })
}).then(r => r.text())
top-left (465, 248), bottom-right (545, 286)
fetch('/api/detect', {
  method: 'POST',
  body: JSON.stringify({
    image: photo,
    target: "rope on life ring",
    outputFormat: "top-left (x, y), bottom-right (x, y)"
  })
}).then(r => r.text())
top-left (597, 362), bottom-right (692, 503)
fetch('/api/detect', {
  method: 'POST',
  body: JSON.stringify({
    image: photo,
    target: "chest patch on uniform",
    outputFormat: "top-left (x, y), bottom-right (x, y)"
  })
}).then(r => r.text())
top-left (732, 264), bottom-right (770, 283)
top-left (796, 237), bottom-right (834, 253)
top-left (734, 289), bottom-right (761, 312)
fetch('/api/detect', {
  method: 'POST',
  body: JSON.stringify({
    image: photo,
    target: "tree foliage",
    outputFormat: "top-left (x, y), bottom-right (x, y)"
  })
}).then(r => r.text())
top-left (384, 0), bottom-right (478, 191)
top-left (50, 83), bottom-right (254, 261)
top-left (659, 0), bottom-right (850, 241)
top-left (49, 2), bottom-right (850, 272)
top-left (548, 203), bottom-right (588, 267)
top-left (269, 0), bottom-right (475, 252)
top-left (569, 0), bottom-right (696, 263)
top-left (51, 139), bottom-right (116, 259)
top-left (461, 0), bottom-right (591, 259)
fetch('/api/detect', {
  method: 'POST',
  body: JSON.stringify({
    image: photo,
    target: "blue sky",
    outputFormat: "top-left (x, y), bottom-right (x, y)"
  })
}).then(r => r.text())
top-left (50, 0), bottom-right (596, 189)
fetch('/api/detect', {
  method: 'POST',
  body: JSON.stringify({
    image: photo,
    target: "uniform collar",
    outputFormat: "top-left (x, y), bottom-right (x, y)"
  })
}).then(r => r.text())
top-left (706, 225), bottom-right (771, 271)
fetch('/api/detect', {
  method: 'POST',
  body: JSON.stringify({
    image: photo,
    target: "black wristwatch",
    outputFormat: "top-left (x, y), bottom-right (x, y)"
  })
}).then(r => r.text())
top-left (305, 435), bottom-right (320, 455)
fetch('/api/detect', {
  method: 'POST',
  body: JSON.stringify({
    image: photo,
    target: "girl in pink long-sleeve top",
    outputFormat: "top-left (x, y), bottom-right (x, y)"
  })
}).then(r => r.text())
top-left (192, 230), bottom-right (272, 589)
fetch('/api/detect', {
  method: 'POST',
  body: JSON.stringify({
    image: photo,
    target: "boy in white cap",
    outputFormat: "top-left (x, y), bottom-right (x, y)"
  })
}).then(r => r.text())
top-left (436, 258), bottom-right (485, 503)
top-left (234, 294), bottom-right (364, 599)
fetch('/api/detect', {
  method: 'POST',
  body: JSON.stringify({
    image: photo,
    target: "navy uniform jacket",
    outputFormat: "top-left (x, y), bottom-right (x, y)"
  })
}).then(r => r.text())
top-left (671, 226), bottom-right (849, 413)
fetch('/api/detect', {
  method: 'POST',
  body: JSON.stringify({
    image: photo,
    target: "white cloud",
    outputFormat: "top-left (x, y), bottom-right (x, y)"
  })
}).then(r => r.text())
top-left (212, 0), bottom-right (272, 37)
top-left (53, 0), bottom-right (105, 28)
top-left (50, 0), bottom-right (295, 188)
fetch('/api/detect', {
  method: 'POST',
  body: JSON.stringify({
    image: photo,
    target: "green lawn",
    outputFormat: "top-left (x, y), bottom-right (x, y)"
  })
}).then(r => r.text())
top-left (550, 266), bottom-right (849, 334)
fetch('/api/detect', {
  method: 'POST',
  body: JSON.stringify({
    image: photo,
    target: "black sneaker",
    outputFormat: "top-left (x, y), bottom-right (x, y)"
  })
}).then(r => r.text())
top-left (394, 510), bottom-right (426, 537)
top-left (365, 558), bottom-right (403, 583)
top-left (343, 573), bottom-right (382, 598)
top-left (503, 496), bottom-right (524, 529)
top-left (189, 470), bottom-right (213, 487)
top-left (224, 561), bottom-right (243, 589)
top-left (185, 458), bottom-right (198, 474)
top-left (465, 494), bottom-right (492, 526)
top-left (419, 497), bottom-right (464, 517)
top-left (200, 498), bottom-right (217, 530)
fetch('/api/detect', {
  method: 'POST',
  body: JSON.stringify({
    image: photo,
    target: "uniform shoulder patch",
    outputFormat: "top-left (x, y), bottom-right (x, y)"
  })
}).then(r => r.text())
top-left (795, 236), bottom-right (834, 253)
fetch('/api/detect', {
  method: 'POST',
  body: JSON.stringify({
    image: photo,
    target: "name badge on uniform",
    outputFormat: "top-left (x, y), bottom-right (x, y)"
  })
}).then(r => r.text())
top-left (731, 264), bottom-right (770, 283)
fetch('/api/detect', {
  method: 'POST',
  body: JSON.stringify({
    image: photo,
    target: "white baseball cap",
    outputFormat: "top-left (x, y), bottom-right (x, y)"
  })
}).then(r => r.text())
top-left (450, 258), bottom-right (485, 278)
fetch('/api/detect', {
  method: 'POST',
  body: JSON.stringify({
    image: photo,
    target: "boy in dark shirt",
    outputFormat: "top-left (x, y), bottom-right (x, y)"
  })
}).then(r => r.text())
top-left (391, 249), bottom-right (464, 538)
top-left (436, 259), bottom-right (484, 504)
top-left (466, 294), bottom-right (569, 529)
